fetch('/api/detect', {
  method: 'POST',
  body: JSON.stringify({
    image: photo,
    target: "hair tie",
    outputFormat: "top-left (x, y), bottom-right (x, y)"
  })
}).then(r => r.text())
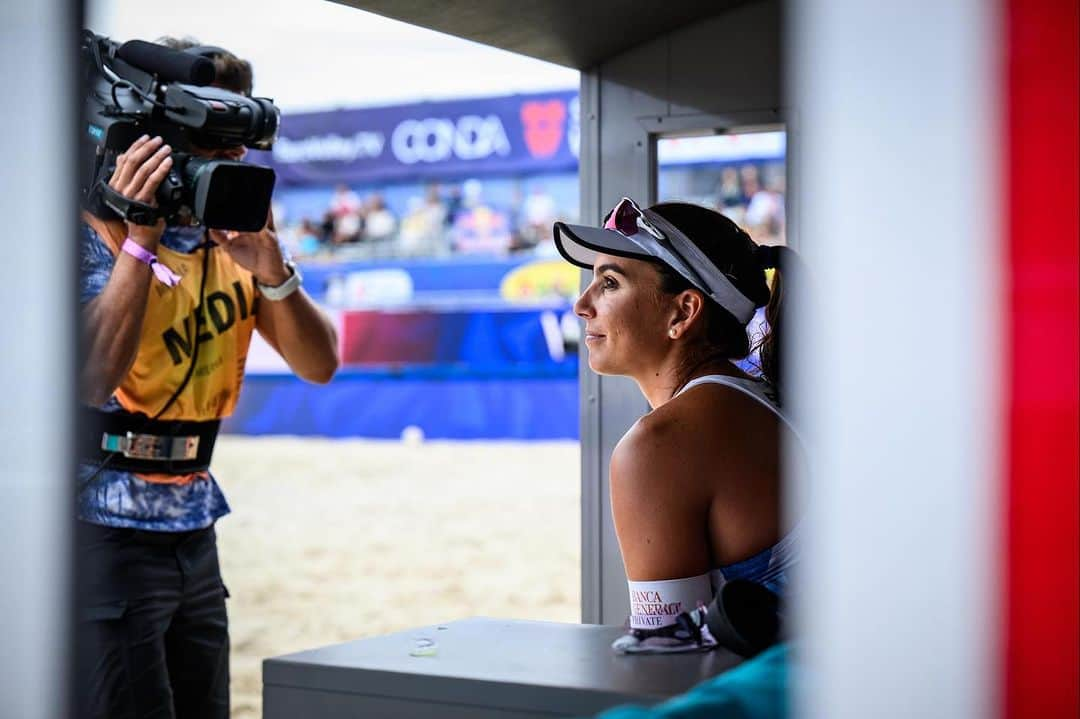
top-left (755, 244), bottom-right (780, 271)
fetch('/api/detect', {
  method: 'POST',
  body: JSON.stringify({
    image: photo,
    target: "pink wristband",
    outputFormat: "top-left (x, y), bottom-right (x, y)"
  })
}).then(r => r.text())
top-left (121, 238), bottom-right (182, 288)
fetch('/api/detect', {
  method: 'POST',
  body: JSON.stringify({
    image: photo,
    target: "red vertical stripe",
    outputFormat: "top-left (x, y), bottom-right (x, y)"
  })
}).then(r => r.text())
top-left (1004, 0), bottom-right (1080, 717)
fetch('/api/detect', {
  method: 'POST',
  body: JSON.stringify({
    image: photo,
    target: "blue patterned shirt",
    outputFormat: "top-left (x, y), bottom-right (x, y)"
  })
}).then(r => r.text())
top-left (78, 222), bottom-right (231, 531)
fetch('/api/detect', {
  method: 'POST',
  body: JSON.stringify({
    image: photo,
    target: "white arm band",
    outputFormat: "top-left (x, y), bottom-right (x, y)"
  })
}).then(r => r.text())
top-left (627, 573), bottom-right (713, 629)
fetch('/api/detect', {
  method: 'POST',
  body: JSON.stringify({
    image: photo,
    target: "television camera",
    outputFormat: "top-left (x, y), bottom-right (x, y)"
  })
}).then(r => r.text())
top-left (82, 32), bottom-right (279, 231)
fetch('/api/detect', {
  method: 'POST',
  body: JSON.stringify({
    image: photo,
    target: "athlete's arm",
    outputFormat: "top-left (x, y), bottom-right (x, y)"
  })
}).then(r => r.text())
top-left (81, 135), bottom-right (173, 406)
top-left (610, 412), bottom-right (713, 581)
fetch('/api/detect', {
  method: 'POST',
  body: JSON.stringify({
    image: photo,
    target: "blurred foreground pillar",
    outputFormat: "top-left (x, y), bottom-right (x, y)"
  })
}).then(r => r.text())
top-left (792, 2), bottom-right (1000, 718)
top-left (0, 1), bottom-right (75, 718)
top-left (792, 1), bottom-right (1078, 718)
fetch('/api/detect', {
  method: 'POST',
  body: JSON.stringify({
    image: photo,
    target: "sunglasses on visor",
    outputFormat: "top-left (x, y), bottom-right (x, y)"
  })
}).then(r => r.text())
top-left (600, 197), bottom-right (757, 324)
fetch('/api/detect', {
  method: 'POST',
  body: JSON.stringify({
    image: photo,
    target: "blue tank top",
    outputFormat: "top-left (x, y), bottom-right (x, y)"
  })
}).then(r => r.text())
top-left (673, 374), bottom-right (803, 597)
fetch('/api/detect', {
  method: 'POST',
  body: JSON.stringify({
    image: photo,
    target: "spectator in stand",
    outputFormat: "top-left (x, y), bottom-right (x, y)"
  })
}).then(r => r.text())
top-left (716, 166), bottom-right (745, 211)
top-left (520, 185), bottom-right (557, 251)
top-left (333, 207), bottom-right (363, 245)
top-left (329, 184), bottom-right (364, 245)
top-left (424, 184), bottom-right (448, 228)
top-left (399, 186), bottom-right (448, 258)
top-left (398, 197), bottom-right (427, 257)
top-left (444, 184), bottom-right (464, 228)
top-left (297, 219), bottom-right (324, 257)
top-left (450, 179), bottom-right (511, 255)
top-left (727, 163), bottom-right (763, 232)
top-left (364, 193), bottom-right (397, 241)
top-left (745, 168), bottom-right (786, 246)
top-left (329, 183), bottom-right (361, 219)
top-left (739, 163), bottom-right (761, 197)
top-left (319, 210), bottom-right (335, 245)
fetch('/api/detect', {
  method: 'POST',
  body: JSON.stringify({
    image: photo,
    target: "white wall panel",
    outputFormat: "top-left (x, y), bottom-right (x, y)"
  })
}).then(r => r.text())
top-left (0, 1), bottom-right (75, 717)
top-left (790, 2), bottom-right (1000, 717)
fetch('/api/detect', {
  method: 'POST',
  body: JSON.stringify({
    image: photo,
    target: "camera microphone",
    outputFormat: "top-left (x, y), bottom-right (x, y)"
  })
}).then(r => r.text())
top-left (116, 40), bottom-right (216, 85)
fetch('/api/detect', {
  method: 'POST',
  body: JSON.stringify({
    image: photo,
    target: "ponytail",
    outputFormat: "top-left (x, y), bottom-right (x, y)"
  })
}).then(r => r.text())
top-left (646, 203), bottom-right (793, 396)
top-left (753, 245), bottom-right (796, 398)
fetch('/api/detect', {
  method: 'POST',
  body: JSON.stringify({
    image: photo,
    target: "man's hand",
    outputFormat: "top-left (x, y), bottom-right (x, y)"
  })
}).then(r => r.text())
top-left (210, 213), bottom-right (340, 384)
top-left (108, 134), bottom-right (173, 248)
top-left (209, 213), bottom-right (290, 286)
top-left (81, 135), bottom-right (175, 406)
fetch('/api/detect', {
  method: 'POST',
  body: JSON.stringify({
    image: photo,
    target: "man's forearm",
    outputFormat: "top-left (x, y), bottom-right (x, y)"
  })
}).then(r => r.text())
top-left (257, 290), bottom-right (339, 384)
top-left (80, 253), bottom-right (156, 405)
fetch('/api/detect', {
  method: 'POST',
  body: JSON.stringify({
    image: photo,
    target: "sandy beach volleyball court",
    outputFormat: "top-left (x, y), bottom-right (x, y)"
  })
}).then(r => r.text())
top-left (212, 436), bottom-right (580, 719)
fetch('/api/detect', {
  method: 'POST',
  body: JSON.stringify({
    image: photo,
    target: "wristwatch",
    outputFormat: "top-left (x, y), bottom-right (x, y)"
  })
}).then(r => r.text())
top-left (256, 260), bottom-right (302, 301)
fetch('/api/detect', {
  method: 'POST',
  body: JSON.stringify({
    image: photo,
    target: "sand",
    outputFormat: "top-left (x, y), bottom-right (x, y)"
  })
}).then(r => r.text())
top-left (212, 436), bottom-right (581, 719)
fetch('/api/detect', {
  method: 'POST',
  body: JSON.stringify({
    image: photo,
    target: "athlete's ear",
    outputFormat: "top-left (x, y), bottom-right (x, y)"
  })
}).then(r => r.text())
top-left (669, 289), bottom-right (705, 338)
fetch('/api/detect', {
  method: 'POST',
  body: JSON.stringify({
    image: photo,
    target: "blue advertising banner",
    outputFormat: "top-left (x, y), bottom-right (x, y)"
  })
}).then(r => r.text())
top-left (224, 373), bottom-right (579, 440)
top-left (251, 91), bottom-right (580, 187)
top-left (298, 256), bottom-right (532, 302)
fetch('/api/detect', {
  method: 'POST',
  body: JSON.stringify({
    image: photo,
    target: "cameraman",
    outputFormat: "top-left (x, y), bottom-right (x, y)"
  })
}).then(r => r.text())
top-left (76, 40), bottom-right (338, 719)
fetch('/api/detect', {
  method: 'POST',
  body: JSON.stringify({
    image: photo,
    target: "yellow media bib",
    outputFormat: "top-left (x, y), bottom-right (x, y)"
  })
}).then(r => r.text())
top-left (83, 213), bottom-right (258, 422)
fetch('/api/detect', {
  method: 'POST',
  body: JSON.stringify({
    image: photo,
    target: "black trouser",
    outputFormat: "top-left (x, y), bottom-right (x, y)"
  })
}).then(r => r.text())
top-left (75, 522), bottom-right (230, 719)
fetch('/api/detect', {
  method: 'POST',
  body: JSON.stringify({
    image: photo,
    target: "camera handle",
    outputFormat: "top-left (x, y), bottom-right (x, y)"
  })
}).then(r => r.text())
top-left (95, 181), bottom-right (161, 226)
